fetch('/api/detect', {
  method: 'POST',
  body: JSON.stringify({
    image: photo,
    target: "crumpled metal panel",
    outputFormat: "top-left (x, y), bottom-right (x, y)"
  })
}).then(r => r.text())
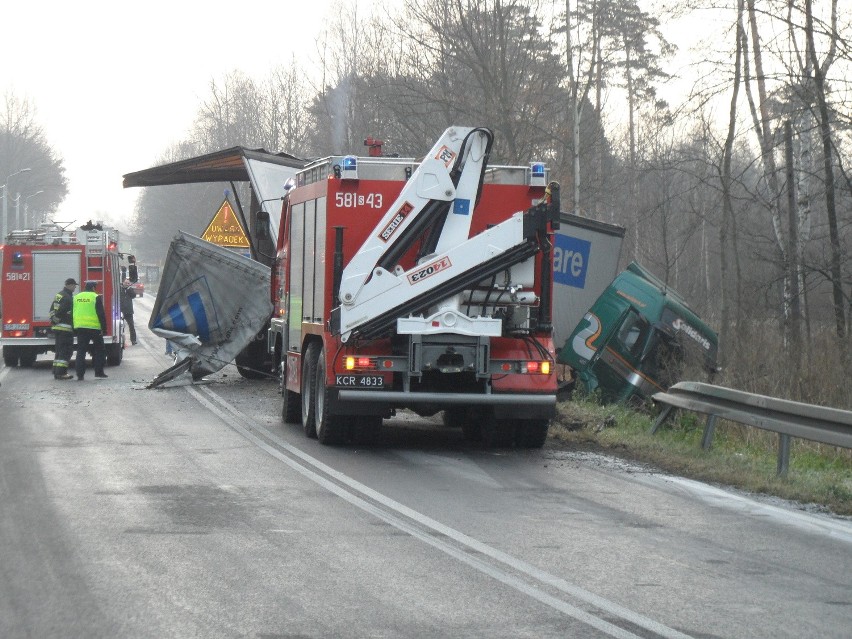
top-left (148, 231), bottom-right (272, 382)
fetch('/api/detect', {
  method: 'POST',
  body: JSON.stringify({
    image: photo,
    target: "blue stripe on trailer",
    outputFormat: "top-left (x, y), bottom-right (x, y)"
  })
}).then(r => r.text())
top-left (188, 292), bottom-right (210, 342)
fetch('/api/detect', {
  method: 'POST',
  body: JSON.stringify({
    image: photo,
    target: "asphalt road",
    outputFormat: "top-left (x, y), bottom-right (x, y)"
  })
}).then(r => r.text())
top-left (1, 297), bottom-right (849, 638)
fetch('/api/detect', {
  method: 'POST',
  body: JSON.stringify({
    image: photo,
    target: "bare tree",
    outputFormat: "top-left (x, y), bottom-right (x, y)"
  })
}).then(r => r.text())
top-left (0, 92), bottom-right (68, 228)
top-left (193, 72), bottom-right (267, 151)
top-left (802, 0), bottom-right (848, 370)
top-left (264, 62), bottom-right (312, 156)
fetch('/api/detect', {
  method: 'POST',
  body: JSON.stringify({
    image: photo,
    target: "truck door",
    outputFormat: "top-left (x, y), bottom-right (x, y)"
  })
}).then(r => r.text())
top-left (589, 307), bottom-right (658, 402)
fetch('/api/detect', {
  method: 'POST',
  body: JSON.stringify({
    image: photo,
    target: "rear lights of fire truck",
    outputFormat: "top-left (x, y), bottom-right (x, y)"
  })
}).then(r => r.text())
top-left (2, 318), bottom-right (30, 336)
top-left (526, 360), bottom-right (551, 374)
top-left (344, 356), bottom-right (393, 370)
top-left (499, 360), bottom-right (551, 374)
top-left (344, 356), bottom-right (551, 374)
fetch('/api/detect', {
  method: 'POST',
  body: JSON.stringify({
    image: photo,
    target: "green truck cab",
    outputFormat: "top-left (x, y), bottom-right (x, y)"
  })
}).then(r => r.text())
top-left (557, 262), bottom-right (718, 403)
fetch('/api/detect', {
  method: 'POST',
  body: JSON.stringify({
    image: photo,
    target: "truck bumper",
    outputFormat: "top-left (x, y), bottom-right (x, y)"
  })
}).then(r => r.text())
top-left (336, 390), bottom-right (556, 419)
top-left (1, 337), bottom-right (55, 347)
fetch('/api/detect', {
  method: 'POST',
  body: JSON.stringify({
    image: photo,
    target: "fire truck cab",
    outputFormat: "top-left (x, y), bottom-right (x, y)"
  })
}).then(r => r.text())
top-left (1, 222), bottom-right (125, 368)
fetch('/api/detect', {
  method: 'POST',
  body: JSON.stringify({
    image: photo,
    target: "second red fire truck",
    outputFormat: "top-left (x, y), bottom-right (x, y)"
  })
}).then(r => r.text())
top-left (0, 221), bottom-right (125, 368)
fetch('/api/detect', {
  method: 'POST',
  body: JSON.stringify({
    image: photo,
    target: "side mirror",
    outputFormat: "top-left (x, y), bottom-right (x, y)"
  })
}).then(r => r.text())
top-left (256, 210), bottom-right (270, 240)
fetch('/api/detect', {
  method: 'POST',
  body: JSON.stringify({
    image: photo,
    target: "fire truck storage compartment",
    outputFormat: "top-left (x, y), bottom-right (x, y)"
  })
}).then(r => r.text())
top-left (287, 198), bottom-right (328, 352)
top-left (33, 251), bottom-right (82, 321)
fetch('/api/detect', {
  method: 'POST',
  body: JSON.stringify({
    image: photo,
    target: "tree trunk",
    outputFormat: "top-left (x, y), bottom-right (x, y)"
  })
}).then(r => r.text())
top-left (565, 0), bottom-right (581, 214)
top-left (784, 120), bottom-right (802, 372)
top-left (719, 0), bottom-right (746, 369)
top-left (745, 0), bottom-right (788, 330)
top-left (804, 0), bottom-right (847, 371)
top-left (625, 43), bottom-right (639, 260)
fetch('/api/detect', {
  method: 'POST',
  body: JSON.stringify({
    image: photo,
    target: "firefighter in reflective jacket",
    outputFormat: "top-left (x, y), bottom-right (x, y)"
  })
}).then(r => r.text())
top-left (73, 281), bottom-right (108, 380)
top-left (49, 277), bottom-right (78, 379)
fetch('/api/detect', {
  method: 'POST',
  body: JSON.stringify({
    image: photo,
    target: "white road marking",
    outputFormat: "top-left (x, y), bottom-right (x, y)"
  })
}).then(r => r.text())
top-left (190, 384), bottom-right (695, 639)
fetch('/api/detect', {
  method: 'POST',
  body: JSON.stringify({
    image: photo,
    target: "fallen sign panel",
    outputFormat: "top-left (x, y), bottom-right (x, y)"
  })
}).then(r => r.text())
top-left (147, 231), bottom-right (273, 384)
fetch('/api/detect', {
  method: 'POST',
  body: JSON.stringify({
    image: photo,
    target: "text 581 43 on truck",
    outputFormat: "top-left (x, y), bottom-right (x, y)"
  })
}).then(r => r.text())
top-left (1, 221), bottom-right (126, 368)
top-left (268, 126), bottom-right (561, 446)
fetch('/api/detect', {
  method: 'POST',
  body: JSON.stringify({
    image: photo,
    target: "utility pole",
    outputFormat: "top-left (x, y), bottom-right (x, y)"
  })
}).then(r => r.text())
top-left (1, 168), bottom-right (32, 240)
top-left (23, 190), bottom-right (44, 228)
top-left (14, 192), bottom-right (21, 231)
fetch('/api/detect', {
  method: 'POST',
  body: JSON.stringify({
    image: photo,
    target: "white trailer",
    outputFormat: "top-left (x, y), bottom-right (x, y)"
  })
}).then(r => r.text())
top-left (552, 212), bottom-right (625, 354)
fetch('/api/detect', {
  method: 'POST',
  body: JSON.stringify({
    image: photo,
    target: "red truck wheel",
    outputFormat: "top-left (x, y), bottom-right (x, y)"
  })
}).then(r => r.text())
top-left (515, 419), bottom-right (550, 448)
top-left (313, 345), bottom-right (346, 445)
top-left (301, 343), bottom-right (319, 438)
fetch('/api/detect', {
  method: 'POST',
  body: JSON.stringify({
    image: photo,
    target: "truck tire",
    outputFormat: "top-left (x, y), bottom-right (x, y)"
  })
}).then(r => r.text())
top-left (301, 342), bottom-right (319, 438)
top-left (3, 347), bottom-right (19, 368)
top-left (481, 416), bottom-right (515, 448)
top-left (19, 348), bottom-right (37, 368)
top-left (107, 342), bottom-right (123, 366)
top-left (441, 407), bottom-right (485, 440)
top-left (515, 419), bottom-right (550, 448)
top-left (461, 406), bottom-right (498, 443)
top-left (313, 345), bottom-right (346, 445)
top-left (237, 338), bottom-right (271, 379)
top-left (279, 349), bottom-right (301, 424)
top-left (446, 407), bottom-right (487, 442)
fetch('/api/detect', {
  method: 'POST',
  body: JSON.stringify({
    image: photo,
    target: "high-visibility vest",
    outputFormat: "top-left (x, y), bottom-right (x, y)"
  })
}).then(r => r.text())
top-left (73, 292), bottom-right (101, 330)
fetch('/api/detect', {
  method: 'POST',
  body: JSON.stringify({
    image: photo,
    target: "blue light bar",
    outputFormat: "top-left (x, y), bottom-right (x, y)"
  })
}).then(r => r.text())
top-left (341, 155), bottom-right (358, 180)
top-left (529, 162), bottom-right (546, 187)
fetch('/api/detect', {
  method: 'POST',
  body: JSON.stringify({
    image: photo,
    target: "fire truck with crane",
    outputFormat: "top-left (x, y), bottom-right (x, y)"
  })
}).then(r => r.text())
top-left (1, 221), bottom-right (126, 368)
top-left (268, 126), bottom-right (560, 446)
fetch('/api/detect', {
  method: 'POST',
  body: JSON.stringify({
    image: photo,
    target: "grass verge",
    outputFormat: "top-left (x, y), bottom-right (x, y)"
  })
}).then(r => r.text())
top-left (551, 396), bottom-right (852, 517)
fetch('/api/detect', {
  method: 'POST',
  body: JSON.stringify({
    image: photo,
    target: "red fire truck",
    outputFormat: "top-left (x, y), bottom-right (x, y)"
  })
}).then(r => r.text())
top-left (269, 126), bottom-right (560, 446)
top-left (1, 222), bottom-right (125, 368)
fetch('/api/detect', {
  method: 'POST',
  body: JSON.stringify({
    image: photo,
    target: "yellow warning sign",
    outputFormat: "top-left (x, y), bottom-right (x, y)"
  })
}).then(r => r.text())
top-left (201, 200), bottom-right (250, 248)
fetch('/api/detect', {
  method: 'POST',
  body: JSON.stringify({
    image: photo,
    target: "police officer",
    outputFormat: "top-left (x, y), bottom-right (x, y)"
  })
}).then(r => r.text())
top-left (49, 277), bottom-right (77, 379)
top-left (73, 281), bottom-right (108, 380)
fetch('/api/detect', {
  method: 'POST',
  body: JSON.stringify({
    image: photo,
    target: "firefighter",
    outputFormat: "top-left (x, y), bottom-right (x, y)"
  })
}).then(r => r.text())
top-left (49, 277), bottom-right (78, 380)
top-left (120, 279), bottom-right (137, 345)
top-left (73, 281), bottom-right (108, 380)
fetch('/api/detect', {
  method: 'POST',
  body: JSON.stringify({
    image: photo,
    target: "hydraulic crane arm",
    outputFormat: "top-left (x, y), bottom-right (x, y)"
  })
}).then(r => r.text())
top-left (337, 126), bottom-right (493, 308)
top-left (331, 126), bottom-right (557, 343)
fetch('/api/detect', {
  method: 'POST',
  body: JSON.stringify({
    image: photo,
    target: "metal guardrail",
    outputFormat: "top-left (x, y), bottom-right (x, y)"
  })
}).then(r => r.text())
top-left (650, 381), bottom-right (852, 475)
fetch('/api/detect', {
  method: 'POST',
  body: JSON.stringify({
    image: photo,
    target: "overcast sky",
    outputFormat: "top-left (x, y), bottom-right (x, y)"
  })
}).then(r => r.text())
top-left (0, 0), bottom-right (339, 230)
top-left (1, 0), bottom-right (721, 235)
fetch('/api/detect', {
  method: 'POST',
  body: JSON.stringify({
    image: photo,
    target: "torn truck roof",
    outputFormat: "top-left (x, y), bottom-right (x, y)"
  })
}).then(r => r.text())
top-left (122, 146), bottom-right (306, 188)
